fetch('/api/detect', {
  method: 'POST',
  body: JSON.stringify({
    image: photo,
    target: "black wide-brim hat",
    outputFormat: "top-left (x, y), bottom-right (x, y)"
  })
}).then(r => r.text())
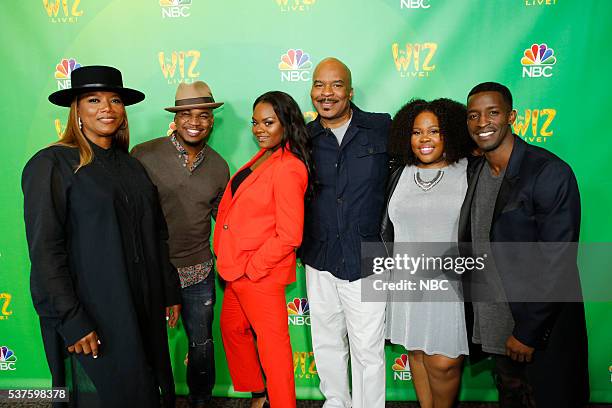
top-left (48, 65), bottom-right (145, 107)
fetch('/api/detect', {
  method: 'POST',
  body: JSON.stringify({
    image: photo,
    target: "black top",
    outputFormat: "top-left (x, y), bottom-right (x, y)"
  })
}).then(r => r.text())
top-left (231, 167), bottom-right (253, 195)
top-left (22, 141), bottom-right (181, 407)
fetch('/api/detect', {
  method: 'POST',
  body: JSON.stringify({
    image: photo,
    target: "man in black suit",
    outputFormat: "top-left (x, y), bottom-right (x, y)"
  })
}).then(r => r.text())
top-left (459, 82), bottom-right (589, 407)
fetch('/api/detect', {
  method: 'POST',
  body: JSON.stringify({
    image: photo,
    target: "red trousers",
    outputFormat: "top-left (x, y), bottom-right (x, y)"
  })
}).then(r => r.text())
top-left (220, 277), bottom-right (296, 408)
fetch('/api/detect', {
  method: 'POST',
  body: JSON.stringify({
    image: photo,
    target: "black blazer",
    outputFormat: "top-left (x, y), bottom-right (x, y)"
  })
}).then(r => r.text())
top-left (459, 136), bottom-right (586, 346)
top-left (380, 159), bottom-right (403, 250)
top-left (458, 136), bottom-right (589, 405)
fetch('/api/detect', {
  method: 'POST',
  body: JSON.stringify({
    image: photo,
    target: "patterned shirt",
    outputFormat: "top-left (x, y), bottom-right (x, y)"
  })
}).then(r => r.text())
top-left (177, 259), bottom-right (213, 288)
top-left (170, 133), bottom-right (211, 288)
top-left (170, 133), bottom-right (206, 172)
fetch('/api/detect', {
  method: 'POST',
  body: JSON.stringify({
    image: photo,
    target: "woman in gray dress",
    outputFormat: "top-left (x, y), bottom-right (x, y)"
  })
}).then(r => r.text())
top-left (381, 98), bottom-right (475, 408)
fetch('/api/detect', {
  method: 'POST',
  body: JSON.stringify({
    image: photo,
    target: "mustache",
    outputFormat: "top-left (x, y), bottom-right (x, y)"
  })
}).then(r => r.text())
top-left (316, 97), bottom-right (338, 103)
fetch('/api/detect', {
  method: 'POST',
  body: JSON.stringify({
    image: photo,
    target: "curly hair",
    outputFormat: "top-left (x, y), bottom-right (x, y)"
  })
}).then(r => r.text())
top-left (388, 98), bottom-right (475, 166)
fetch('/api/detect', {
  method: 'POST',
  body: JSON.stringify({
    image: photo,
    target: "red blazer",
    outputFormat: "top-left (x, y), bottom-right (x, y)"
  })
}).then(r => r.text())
top-left (213, 146), bottom-right (308, 285)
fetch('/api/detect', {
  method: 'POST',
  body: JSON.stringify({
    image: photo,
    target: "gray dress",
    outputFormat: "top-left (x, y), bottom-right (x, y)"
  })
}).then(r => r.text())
top-left (385, 159), bottom-right (469, 358)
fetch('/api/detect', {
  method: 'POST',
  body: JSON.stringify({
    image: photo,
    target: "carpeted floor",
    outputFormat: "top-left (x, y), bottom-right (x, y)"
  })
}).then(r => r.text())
top-left (178, 399), bottom-right (611, 408)
top-left (1, 398), bottom-right (611, 407)
top-left (182, 400), bottom-right (611, 408)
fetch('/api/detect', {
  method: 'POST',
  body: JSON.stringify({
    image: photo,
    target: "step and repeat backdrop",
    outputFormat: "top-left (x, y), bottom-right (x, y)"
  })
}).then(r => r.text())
top-left (1, 0), bottom-right (611, 402)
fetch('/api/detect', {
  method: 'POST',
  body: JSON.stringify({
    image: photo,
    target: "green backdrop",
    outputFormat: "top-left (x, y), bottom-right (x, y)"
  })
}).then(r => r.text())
top-left (1, 0), bottom-right (611, 402)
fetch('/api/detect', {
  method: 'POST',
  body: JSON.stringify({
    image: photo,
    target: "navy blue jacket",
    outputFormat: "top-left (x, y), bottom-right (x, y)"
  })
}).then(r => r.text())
top-left (300, 104), bottom-right (391, 281)
top-left (458, 136), bottom-right (589, 406)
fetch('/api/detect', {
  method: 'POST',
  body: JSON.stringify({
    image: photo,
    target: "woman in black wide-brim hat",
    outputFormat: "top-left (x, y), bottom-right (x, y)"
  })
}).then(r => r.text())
top-left (22, 65), bottom-right (181, 408)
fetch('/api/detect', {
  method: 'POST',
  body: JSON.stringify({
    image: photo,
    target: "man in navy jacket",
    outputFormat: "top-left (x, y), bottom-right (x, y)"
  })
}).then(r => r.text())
top-left (300, 57), bottom-right (390, 408)
top-left (459, 82), bottom-right (589, 407)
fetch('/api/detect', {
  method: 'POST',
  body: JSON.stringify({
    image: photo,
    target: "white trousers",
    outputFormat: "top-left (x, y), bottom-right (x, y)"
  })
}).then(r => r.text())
top-left (305, 265), bottom-right (386, 408)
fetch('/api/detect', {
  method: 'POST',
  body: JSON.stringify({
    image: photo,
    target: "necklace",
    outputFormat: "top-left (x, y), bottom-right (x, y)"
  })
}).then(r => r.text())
top-left (414, 169), bottom-right (444, 191)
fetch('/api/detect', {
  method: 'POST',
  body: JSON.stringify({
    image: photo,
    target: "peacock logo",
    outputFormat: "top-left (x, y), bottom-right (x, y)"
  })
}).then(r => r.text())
top-left (288, 298), bottom-right (309, 315)
top-left (521, 43), bottom-right (556, 66)
top-left (287, 298), bottom-right (311, 326)
top-left (521, 43), bottom-right (556, 78)
top-left (55, 58), bottom-right (81, 79)
top-left (55, 58), bottom-right (82, 90)
top-left (279, 49), bottom-right (313, 82)
top-left (0, 346), bottom-right (17, 371)
top-left (279, 49), bottom-right (312, 71)
top-left (391, 354), bottom-right (412, 381)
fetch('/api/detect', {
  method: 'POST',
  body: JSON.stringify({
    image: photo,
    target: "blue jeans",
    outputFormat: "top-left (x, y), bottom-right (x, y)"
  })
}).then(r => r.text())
top-left (181, 272), bottom-right (216, 403)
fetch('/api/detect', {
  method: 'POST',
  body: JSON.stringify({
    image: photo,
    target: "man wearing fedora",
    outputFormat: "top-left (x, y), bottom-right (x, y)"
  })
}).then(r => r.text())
top-left (132, 81), bottom-right (229, 408)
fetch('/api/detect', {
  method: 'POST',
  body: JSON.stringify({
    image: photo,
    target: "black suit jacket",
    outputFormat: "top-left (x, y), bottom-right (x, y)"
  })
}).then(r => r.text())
top-left (459, 135), bottom-right (585, 346)
top-left (458, 136), bottom-right (589, 405)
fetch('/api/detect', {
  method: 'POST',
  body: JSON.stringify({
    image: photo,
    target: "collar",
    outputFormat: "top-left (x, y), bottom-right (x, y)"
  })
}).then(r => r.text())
top-left (87, 136), bottom-right (115, 157)
top-left (170, 132), bottom-right (206, 158)
top-left (309, 103), bottom-right (373, 137)
top-left (240, 143), bottom-right (288, 168)
top-left (503, 135), bottom-right (526, 181)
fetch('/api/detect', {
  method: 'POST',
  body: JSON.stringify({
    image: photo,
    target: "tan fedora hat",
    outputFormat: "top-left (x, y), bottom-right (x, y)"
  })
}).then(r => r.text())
top-left (165, 81), bottom-right (223, 112)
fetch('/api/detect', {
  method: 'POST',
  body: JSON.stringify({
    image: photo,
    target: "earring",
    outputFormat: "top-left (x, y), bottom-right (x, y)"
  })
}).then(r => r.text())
top-left (167, 121), bottom-right (176, 137)
top-left (78, 117), bottom-right (82, 129)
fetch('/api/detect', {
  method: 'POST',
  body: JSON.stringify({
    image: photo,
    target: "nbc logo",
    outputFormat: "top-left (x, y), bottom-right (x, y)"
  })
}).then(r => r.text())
top-left (160, 0), bottom-right (192, 18)
top-left (400, 0), bottom-right (430, 9)
top-left (279, 49), bottom-right (313, 82)
top-left (0, 293), bottom-right (12, 320)
top-left (42, 0), bottom-right (83, 23)
top-left (287, 298), bottom-right (310, 326)
top-left (293, 351), bottom-right (317, 379)
top-left (392, 42), bottom-right (437, 78)
top-left (0, 346), bottom-right (17, 371)
top-left (521, 43), bottom-right (556, 78)
top-left (513, 108), bottom-right (556, 143)
top-left (55, 58), bottom-right (82, 90)
top-left (391, 354), bottom-right (413, 381)
top-left (158, 50), bottom-right (201, 85)
top-left (276, 0), bottom-right (316, 12)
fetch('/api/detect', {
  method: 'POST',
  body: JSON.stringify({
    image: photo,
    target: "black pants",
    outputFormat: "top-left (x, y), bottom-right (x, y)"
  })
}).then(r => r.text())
top-left (493, 355), bottom-right (536, 408)
top-left (493, 350), bottom-right (589, 408)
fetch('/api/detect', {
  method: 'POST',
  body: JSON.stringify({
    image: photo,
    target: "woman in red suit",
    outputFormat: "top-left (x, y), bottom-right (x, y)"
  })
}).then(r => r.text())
top-left (214, 91), bottom-right (311, 408)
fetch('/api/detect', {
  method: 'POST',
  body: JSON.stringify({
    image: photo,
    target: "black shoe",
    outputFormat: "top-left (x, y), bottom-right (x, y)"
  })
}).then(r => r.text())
top-left (190, 396), bottom-right (215, 408)
top-left (192, 400), bottom-right (215, 408)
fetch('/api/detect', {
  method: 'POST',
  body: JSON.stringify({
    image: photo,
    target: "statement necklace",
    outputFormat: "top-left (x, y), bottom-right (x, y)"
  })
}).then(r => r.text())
top-left (414, 169), bottom-right (444, 191)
